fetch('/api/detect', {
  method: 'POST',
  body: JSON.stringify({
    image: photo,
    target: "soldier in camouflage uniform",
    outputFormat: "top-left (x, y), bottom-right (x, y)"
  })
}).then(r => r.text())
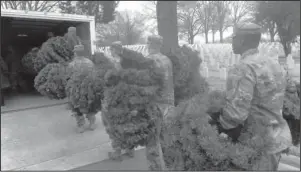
top-left (218, 23), bottom-right (292, 170)
top-left (5, 45), bottom-right (21, 93)
top-left (47, 32), bottom-right (54, 39)
top-left (1, 55), bottom-right (10, 106)
top-left (66, 27), bottom-right (82, 52)
top-left (104, 41), bottom-right (135, 160)
top-left (109, 41), bottom-right (122, 70)
top-left (67, 45), bottom-right (96, 133)
top-left (144, 35), bottom-right (175, 170)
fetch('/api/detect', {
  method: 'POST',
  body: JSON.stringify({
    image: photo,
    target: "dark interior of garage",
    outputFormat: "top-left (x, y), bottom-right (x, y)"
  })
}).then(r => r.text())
top-left (1, 16), bottom-right (82, 106)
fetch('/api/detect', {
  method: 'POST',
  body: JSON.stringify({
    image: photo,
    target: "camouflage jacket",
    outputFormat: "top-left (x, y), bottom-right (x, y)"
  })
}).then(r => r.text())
top-left (67, 56), bottom-right (94, 76)
top-left (147, 52), bottom-right (175, 107)
top-left (0, 55), bottom-right (10, 89)
top-left (219, 48), bottom-right (292, 154)
top-left (0, 55), bottom-right (8, 72)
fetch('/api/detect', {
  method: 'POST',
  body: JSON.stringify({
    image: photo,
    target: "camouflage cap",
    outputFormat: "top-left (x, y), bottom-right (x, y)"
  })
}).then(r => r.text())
top-left (73, 44), bottom-right (84, 52)
top-left (233, 22), bottom-right (262, 35)
top-left (68, 27), bottom-right (77, 32)
top-left (110, 41), bottom-right (123, 50)
top-left (147, 35), bottom-right (163, 45)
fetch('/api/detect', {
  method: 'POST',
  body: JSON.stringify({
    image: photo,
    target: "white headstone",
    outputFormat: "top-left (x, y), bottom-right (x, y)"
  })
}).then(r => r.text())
top-left (211, 57), bottom-right (216, 66)
top-left (224, 58), bottom-right (229, 67)
top-left (203, 66), bottom-right (209, 78)
top-left (287, 54), bottom-right (295, 70)
top-left (220, 67), bottom-right (227, 80)
top-left (216, 61), bottom-right (220, 69)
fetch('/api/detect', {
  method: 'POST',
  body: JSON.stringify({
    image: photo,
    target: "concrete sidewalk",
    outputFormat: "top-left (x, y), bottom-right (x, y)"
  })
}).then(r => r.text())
top-left (1, 93), bottom-right (67, 113)
top-left (1, 104), bottom-right (113, 171)
top-left (1, 98), bottom-right (299, 171)
top-left (74, 149), bottom-right (300, 171)
top-left (73, 149), bottom-right (148, 170)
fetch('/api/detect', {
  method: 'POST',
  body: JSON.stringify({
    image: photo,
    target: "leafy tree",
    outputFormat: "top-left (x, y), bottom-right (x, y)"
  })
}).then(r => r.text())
top-left (96, 11), bottom-right (146, 46)
top-left (261, 19), bottom-right (278, 42)
top-left (255, 1), bottom-right (300, 56)
top-left (58, 1), bottom-right (76, 14)
top-left (58, 1), bottom-right (119, 24)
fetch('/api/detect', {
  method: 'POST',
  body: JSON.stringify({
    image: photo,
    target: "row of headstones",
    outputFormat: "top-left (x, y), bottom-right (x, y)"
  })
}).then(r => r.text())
top-left (97, 44), bottom-right (148, 56)
top-left (200, 53), bottom-right (299, 81)
top-left (97, 42), bottom-right (299, 64)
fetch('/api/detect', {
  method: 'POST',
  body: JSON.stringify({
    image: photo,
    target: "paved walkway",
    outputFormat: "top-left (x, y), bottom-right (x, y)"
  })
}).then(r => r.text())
top-left (1, 96), bottom-right (300, 171)
top-left (73, 149), bottom-right (148, 171)
top-left (1, 104), bottom-right (113, 170)
top-left (74, 148), bottom-right (300, 171)
top-left (1, 92), bottom-right (67, 113)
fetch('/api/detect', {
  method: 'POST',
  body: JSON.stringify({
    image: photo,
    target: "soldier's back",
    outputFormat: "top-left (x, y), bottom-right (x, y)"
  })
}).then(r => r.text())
top-left (241, 53), bottom-right (286, 123)
top-left (240, 52), bottom-right (292, 153)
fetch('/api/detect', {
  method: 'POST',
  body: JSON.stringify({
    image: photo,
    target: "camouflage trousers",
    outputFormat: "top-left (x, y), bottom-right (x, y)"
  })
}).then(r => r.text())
top-left (73, 109), bottom-right (97, 130)
top-left (145, 104), bottom-right (175, 171)
top-left (252, 152), bottom-right (282, 170)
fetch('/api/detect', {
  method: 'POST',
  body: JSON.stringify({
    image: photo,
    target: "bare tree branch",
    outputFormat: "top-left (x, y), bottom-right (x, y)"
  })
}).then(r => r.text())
top-left (228, 1), bottom-right (252, 26)
top-left (177, 2), bottom-right (203, 44)
top-left (1, 1), bottom-right (59, 12)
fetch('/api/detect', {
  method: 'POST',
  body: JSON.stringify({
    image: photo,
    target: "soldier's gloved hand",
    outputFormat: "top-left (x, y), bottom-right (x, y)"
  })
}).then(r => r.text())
top-left (219, 132), bottom-right (229, 140)
top-left (130, 110), bottom-right (138, 116)
top-left (217, 123), bottom-right (243, 143)
top-left (163, 106), bottom-right (176, 126)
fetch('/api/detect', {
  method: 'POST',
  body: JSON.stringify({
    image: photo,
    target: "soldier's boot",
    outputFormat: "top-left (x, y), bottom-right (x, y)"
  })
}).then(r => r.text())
top-left (74, 114), bottom-right (85, 133)
top-left (87, 114), bottom-right (97, 131)
top-left (124, 148), bottom-right (135, 158)
top-left (108, 148), bottom-right (122, 161)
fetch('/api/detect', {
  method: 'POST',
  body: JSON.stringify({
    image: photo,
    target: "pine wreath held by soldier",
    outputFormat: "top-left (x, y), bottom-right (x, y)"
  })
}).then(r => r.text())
top-left (33, 27), bottom-right (80, 73)
top-left (102, 40), bottom-right (166, 166)
top-left (34, 63), bottom-right (68, 100)
top-left (283, 74), bottom-right (300, 146)
top-left (163, 44), bottom-right (208, 106)
top-left (65, 45), bottom-right (107, 133)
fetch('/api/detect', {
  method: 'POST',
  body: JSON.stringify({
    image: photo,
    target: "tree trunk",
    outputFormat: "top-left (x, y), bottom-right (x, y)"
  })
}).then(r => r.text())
top-left (219, 28), bottom-right (223, 43)
top-left (281, 40), bottom-right (291, 57)
top-left (212, 30), bottom-right (215, 43)
top-left (189, 32), bottom-right (194, 44)
top-left (277, 22), bottom-right (292, 57)
top-left (269, 30), bottom-right (275, 42)
top-left (156, 1), bottom-right (179, 55)
top-left (205, 31), bottom-right (209, 43)
top-left (268, 21), bottom-right (276, 42)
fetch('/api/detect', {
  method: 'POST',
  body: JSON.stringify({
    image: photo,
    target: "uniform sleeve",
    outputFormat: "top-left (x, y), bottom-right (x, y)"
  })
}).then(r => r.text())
top-left (219, 63), bottom-right (256, 129)
top-left (0, 56), bottom-right (8, 71)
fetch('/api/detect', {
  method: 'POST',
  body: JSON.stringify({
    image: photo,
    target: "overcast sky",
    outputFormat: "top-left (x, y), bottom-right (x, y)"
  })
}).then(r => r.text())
top-left (117, 1), bottom-right (145, 12)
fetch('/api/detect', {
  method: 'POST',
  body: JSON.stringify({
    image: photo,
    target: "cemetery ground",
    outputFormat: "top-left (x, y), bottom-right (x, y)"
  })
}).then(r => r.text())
top-left (1, 77), bottom-right (300, 171)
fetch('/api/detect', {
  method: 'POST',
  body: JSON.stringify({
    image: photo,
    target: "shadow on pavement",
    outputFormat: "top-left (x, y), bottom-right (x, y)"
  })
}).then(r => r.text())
top-left (72, 149), bottom-right (148, 170)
